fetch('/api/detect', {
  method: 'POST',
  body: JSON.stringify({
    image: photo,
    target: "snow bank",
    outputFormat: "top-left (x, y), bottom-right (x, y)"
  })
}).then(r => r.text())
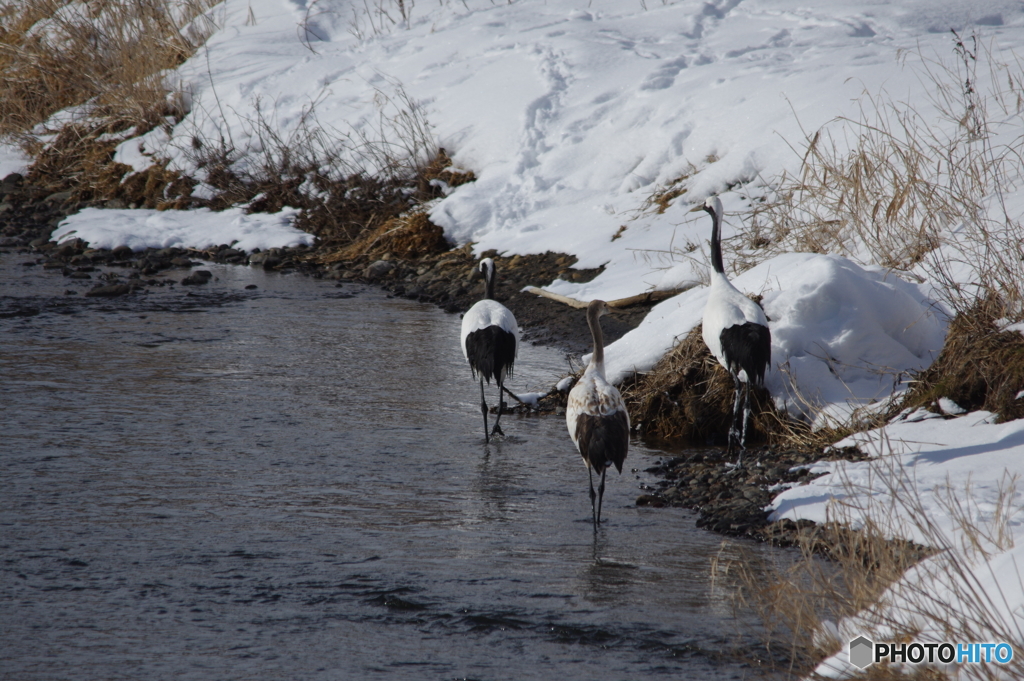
top-left (770, 411), bottom-right (1024, 678)
top-left (51, 206), bottom-right (311, 252)
top-left (602, 253), bottom-right (945, 424)
top-left (0, 144), bottom-right (30, 179)
top-left (99, 0), bottom-right (1024, 294)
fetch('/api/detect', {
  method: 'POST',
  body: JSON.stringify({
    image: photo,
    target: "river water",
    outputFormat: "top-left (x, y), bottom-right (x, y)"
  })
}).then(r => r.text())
top-left (1, 255), bottom-right (791, 680)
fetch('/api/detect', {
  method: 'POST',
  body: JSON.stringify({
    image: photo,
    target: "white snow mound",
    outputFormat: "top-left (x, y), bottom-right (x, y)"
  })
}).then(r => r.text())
top-left (51, 207), bottom-right (312, 253)
top-left (602, 253), bottom-right (945, 425)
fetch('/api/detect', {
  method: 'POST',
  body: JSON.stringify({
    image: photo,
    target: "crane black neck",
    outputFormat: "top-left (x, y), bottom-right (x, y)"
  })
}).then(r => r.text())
top-left (708, 205), bottom-right (725, 275)
top-left (587, 303), bottom-right (605, 368)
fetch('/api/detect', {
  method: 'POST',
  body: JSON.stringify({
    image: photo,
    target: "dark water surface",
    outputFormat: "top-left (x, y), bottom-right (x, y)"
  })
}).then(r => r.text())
top-left (2, 255), bottom-right (787, 680)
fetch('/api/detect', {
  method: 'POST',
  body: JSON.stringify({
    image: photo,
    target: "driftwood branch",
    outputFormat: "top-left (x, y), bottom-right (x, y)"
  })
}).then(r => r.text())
top-left (524, 284), bottom-right (695, 309)
top-left (501, 385), bottom-right (550, 411)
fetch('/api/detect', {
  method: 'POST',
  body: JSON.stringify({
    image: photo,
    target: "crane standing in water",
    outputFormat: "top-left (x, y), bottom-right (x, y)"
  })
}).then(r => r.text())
top-left (566, 299), bottom-right (629, 528)
top-left (461, 258), bottom-right (520, 443)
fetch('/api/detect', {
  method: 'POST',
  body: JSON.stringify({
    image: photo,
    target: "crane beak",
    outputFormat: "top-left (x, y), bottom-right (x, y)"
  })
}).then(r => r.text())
top-left (689, 204), bottom-right (706, 213)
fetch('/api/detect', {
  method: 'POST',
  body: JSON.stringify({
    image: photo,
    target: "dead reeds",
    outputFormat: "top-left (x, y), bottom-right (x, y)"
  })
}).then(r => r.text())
top-left (731, 452), bottom-right (1024, 679)
top-left (620, 323), bottom-right (776, 445)
top-left (0, 1), bottom-right (217, 206)
top-left (742, 32), bottom-right (1024, 320)
top-left (0, 0), bottom-right (217, 137)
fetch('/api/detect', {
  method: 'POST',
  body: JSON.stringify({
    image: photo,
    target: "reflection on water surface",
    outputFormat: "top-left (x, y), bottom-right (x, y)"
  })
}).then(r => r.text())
top-left (1, 257), bottom-right (790, 679)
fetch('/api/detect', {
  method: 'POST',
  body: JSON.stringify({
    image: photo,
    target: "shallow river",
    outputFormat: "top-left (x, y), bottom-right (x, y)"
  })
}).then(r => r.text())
top-left (2, 255), bottom-right (791, 680)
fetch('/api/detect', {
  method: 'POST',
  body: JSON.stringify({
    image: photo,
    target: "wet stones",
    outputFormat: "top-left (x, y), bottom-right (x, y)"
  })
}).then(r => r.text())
top-left (111, 245), bottom-right (134, 260)
top-left (636, 447), bottom-right (851, 542)
top-left (181, 270), bottom-right (213, 285)
top-left (85, 283), bottom-right (134, 297)
top-left (364, 259), bottom-right (395, 280)
top-left (58, 240), bottom-right (86, 258)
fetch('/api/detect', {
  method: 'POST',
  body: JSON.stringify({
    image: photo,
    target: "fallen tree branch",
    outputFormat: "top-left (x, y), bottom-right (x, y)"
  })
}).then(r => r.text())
top-left (524, 284), bottom-right (695, 309)
top-left (501, 384), bottom-right (550, 411)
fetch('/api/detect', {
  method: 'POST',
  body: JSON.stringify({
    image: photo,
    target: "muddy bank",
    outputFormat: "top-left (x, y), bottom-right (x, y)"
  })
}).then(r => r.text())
top-left (637, 445), bottom-right (868, 543)
top-left (1, 174), bottom-right (837, 544)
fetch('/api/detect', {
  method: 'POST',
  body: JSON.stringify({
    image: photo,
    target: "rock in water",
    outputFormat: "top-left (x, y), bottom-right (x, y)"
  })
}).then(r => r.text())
top-left (181, 270), bottom-right (213, 285)
top-left (86, 284), bottom-right (132, 298)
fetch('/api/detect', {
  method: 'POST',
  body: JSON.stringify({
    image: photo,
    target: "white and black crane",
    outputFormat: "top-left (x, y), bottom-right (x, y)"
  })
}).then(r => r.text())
top-left (694, 196), bottom-right (771, 466)
top-left (566, 299), bottom-right (629, 528)
top-left (461, 257), bottom-right (520, 443)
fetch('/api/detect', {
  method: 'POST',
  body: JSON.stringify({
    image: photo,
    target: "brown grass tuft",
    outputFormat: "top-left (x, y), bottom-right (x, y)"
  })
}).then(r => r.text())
top-left (621, 324), bottom-right (776, 445)
top-left (331, 209), bottom-right (450, 262)
top-left (0, 0), bottom-right (216, 137)
top-left (891, 298), bottom-right (1024, 423)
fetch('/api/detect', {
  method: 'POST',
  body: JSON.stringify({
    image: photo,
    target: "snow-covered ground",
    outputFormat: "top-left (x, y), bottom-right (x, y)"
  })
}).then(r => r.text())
top-left (12, 1), bottom-right (1024, 676)
top-left (0, 145), bottom-right (30, 180)
top-left (51, 206), bottom-right (312, 251)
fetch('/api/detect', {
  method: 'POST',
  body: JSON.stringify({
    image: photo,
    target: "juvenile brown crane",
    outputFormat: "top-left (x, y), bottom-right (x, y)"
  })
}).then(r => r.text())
top-left (566, 299), bottom-right (629, 528)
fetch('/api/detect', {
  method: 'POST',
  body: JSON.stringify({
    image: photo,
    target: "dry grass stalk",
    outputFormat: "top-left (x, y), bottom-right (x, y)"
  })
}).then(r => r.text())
top-left (889, 299), bottom-right (1024, 424)
top-left (638, 165), bottom-right (696, 214)
top-left (742, 34), bottom-right (1024, 320)
top-left (0, 0), bottom-right (217, 137)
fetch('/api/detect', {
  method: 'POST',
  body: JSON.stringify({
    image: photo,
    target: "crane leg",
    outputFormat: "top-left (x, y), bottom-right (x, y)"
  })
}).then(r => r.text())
top-left (596, 468), bottom-right (607, 525)
top-left (740, 382), bottom-right (752, 454)
top-left (745, 378), bottom-right (753, 448)
top-left (491, 376), bottom-right (505, 437)
top-left (588, 466), bottom-right (597, 530)
top-left (479, 375), bottom-right (489, 443)
top-left (728, 375), bottom-right (743, 458)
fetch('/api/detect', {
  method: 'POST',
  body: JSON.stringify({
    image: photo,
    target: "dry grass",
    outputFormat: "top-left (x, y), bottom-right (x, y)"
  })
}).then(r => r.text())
top-left (328, 209), bottom-right (450, 262)
top-left (0, 1), bottom-right (217, 205)
top-left (0, 0), bottom-right (216, 137)
top-left (620, 323), bottom-right (776, 445)
top-left (889, 299), bottom-right (1024, 424)
top-left (174, 76), bottom-right (473, 257)
top-left (731, 454), bottom-right (1024, 679)
top-left (3, 9), bottom-right (477, 255)
top-left (741, 33), bottom-right (1024, 320)
top-left (732, 519), bottom-right (928, 677)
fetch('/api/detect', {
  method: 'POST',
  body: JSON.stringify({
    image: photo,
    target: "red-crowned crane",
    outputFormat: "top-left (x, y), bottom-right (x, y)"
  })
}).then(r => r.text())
top-left (461, 257), bottom-right (520, 442)
top-left (694, 196), bottom-right (771, 466)
top-left (566, 299), bottom-right (629, 528)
